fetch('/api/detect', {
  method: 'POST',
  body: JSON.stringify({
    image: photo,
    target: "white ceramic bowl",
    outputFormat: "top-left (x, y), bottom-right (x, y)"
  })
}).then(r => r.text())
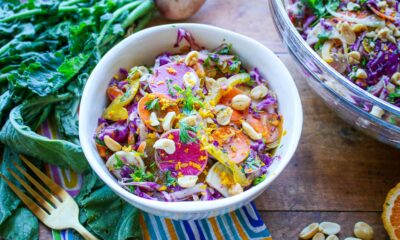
top-left (79, 23), bottom-right (303, 220)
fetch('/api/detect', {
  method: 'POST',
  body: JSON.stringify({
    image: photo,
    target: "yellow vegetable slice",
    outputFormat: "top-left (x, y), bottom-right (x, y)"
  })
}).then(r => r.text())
top-left (219, 73), bottom-right (250, 94)
top-left (103, 78), bottom-right (140, 121)
top-left (205, 73), bottom-right (250, 106)
top-left (199, 135), bottom-right (248, 186)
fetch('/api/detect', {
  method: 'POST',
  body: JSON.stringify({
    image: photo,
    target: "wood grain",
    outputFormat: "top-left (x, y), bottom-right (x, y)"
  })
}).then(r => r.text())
top-left (38, 0), bottom-right (400, 239)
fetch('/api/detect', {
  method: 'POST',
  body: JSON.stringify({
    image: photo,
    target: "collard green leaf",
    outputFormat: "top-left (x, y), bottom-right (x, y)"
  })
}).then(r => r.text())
top-left (77, 184), bottom-right (142, 240)
top-left (0, 147), bottom-right (23, 224)
top-left (0, 90), bottom-right (12, 123)
top-left (8, 51), bottom-right (67, 96)
top-left (0, 95), bottom-right (89, 172)
top-left (58, 53), bottom-right (91, 81)
top-left (0, 207), bottom-right (38, 240)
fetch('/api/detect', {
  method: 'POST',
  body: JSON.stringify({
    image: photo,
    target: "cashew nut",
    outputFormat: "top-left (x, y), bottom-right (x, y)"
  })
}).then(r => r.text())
top-left (250, 85), bottom-right (269, 100)
top-left (242, 120), bottom-right (262, 140)
top-left (177, 175), bottom-right (198, 188)
top-left (149, 112), bottom-right (160, 126)
top-left (183, 71), bottom-right (198, 89)
top-left (153, 138), bottom-right (176, 154)
top-left (370, 105), bottom-right (384, 118)
top-left (184, 50), bottom-right (199, 66)
top-left (104, 135), bottom-right (122, 152)
top-left (231, 94), bottom-right (251, 110)
top-left (215, 106), bottom-right (233, 126)
top-left (162, 111), bottom-right (176, 131)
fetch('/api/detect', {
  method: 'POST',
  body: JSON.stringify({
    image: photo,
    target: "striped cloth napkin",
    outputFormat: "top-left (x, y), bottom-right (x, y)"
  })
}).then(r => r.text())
top-left (40, 121), bottom-right (272, 240)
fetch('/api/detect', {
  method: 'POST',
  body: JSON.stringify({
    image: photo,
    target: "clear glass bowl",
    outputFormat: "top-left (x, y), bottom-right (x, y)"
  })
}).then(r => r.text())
top-left (270, 0), bottom-right (400, 148)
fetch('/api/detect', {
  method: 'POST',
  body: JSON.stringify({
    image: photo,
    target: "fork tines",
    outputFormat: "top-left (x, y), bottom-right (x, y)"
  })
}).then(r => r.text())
top-left (0, 155), bottom-right (69, 220)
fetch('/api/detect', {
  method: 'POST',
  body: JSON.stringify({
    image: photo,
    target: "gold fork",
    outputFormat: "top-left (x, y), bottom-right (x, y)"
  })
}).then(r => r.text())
top-left (0, 155), bottom-right (98, 240)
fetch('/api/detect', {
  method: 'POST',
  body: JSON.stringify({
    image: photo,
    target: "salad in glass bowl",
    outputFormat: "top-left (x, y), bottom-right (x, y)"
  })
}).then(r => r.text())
top-left (93, 29), bottom-right (283, 202)
top-left (287, 0), bottom-right (400, 124)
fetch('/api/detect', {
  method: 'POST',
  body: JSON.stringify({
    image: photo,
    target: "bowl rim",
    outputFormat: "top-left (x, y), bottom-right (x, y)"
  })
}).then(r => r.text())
top-left (270, 0), bottom-right (400, 131)
top-left (79, 23), bottom-right (303, 213)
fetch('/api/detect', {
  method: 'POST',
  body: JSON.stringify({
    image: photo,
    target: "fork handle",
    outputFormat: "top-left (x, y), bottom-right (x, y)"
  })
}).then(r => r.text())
top-left (73, 222), bottom-right (99, 240)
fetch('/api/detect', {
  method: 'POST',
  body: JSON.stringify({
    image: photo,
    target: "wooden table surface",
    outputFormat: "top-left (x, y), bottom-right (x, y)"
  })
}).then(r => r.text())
top-left (39, 0), bottom-right (400, 239)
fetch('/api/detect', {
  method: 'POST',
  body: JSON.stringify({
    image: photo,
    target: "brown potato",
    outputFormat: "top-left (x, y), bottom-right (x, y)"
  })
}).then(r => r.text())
top-left (155, 0), bottom-right (206, 20)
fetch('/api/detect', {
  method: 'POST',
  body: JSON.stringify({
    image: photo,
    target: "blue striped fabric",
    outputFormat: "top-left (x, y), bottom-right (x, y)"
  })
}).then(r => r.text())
top-left (140, 203), bottom-right (272, 240)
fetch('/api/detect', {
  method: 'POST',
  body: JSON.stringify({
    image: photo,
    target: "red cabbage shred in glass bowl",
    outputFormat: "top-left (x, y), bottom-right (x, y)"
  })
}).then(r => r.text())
top-left (269, 0), bottom-right (400, 147)
top-left (93, 29), bottom-right (283, 202)
top-left (288, 0), bottom-right (400, 121)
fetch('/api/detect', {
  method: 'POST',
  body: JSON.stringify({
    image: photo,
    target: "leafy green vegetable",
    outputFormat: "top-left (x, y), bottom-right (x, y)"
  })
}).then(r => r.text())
top-left (0, 148), bottom-right (39, 240)
top-left (72, 175), bottom-right (142, 240)
top-left (0, 94), bottom-right (89, 172)
top-left (0, 148), bottom-right (23, 224)
top-left (0, 207), bottom-right (38, 240)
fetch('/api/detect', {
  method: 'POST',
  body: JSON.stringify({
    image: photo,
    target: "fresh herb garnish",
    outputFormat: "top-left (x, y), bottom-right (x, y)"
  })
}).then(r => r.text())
top-left (388, 87), bottom-right (400, 103)
top-left (314, 32), bottom-right (331, 51)
top-left (173, 85), bottom-right (204, 114)
top-left (130, 167), bottom-right (154, 182)
top-left (301, 0), bottom-right (340, 19)
top-left (145, 98), bottom-right (160, 111)
top-left (229, 59), bottom-right (241, 72)
top-left (179, 121), bottom-right (198, 144)
top-left (166, 79), bottom-right (176, 97)
top-left (165, 171), bottom-right (177, 186)
top-left (113, 154), bottom-right (124, 170)
top-left (217, 43), bottom-right (232, 55)
top-left (253, 174), bottom-right (266, 186)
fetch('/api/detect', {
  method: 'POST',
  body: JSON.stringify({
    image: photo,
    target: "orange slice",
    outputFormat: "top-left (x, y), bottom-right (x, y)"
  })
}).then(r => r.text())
top-left (383, 183), bottom-right (400, 239)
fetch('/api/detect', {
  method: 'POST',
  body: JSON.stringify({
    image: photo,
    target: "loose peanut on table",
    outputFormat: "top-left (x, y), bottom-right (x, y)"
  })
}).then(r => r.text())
top-left (326, 235), bottom-right (339, 240)
top-left (312, 232), bottom-right (325, 240)
top-left (353, 221), bottom-right (374, 240)
top-left (319, 222), bottom-right (341, 235)
top-left (299, 223), bottom-right (319, 239)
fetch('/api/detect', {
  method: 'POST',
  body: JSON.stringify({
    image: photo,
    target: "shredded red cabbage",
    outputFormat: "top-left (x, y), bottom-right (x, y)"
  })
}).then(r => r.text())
top-left (174, 28), bottom-right (201, 50)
